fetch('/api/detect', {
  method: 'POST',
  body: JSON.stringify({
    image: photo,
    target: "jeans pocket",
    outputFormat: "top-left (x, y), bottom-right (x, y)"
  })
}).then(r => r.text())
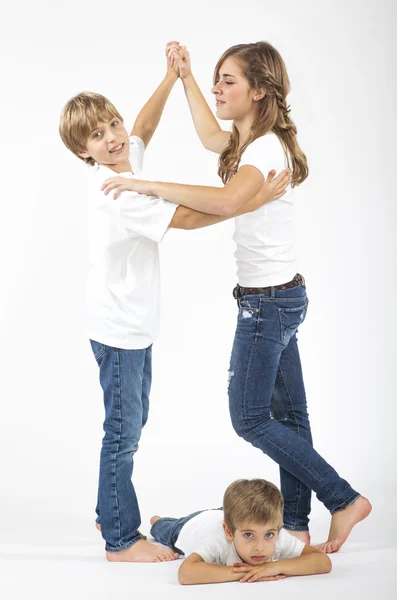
top-left (278, 301), bottom-right (308, 345)
top-left (90, 340), bottom-right (106, 363)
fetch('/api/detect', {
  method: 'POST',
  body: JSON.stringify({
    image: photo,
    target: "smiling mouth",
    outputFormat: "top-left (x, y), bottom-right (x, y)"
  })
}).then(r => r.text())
top-left (110, 143), bottom-right (124, 154)
top-left (251, 556), bottom-right (266, 561)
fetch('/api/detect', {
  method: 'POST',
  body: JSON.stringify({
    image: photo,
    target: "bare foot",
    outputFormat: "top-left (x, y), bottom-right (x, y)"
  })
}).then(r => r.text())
top-left (286, 530), bottom-right (311, 545)
top-left (95, 522), bottom-right (147, 540)
top-left (315, 496), bottom-right (372, 554)
top-left (106, 539), bottom-right (179, 563)
top-left (150, 515), bottom-right (161, 526)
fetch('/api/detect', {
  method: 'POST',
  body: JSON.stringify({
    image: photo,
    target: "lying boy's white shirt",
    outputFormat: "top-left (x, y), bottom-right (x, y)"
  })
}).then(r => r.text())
top-left (175, 509), bottom-right (305, 565)
top-left (86, 136), bottom-right (178, 350)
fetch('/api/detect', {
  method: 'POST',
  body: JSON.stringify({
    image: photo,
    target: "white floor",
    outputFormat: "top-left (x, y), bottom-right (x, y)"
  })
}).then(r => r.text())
top-left (1, 508), bottom-right (395, 600)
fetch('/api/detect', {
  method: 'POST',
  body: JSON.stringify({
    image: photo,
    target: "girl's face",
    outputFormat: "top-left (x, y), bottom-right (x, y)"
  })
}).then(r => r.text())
top-left (212, 56), bottom-right (259, 121)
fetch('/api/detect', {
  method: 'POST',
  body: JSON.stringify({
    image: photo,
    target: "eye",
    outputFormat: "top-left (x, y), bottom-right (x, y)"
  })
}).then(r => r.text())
top-left (93, 132), bottom-right (101, 139)
top-left (265, 532), bottom-right (274, 539)
top-left (111, 120), bottom-right (119, 127)
top-left (243, 533), bottom-right (254, 539)
top-left (225, 82), bottom-right (234, 85)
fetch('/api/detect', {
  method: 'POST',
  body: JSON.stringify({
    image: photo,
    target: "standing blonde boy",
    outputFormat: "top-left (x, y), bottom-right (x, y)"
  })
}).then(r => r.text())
top-left (59, 51), bottom-right (290, 563)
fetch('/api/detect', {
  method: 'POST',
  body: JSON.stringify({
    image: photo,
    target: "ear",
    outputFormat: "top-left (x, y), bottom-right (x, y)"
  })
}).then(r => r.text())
top-left (253, 88), bottom-right (266, 101)
top-left (223, 522), bottom-right (233, 541)
top-left (78, 150), bottom-right (90, 159)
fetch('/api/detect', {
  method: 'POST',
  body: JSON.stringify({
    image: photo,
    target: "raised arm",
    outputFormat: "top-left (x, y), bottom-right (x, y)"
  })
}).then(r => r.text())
top-left (166, 43), bottom-right (230, 154)
top-left (130, 42), bottom-right (179, 147)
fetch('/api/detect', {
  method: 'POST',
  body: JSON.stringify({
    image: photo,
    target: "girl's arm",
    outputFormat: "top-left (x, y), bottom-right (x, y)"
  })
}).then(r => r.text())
top-left (170, 170), bottom-right (289, 230)
top-left (102, 164), bottom-right (270, 216)
top-left (130, 44), bottom-right (179, 147)
top-left (233, 546), bottom-right (332, 583)
top-left (167, 43), bottom-right (230, 154)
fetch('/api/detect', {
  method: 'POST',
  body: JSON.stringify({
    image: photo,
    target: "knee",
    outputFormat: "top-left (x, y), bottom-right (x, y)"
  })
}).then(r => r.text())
top-left (230, 409), bottom-right (272, 443)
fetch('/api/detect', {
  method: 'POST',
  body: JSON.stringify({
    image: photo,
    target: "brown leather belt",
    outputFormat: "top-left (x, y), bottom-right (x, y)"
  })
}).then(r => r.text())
top-left (233, 274), bottom-right (305, 299)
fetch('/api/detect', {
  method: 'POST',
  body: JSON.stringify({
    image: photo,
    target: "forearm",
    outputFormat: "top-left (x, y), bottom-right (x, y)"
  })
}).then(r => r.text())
top-left (179, 563), bottom-right (242, 585)
top-left (182, 74), bottom-right (222, 148)
top-left (272, 554), bottom-right (332, 577)
top-left (151, 181), bottom-right (242, 216)
top-left (171, 196), bottom-right (256, 230)
top-left (132, 73), bottom-right (177, 143)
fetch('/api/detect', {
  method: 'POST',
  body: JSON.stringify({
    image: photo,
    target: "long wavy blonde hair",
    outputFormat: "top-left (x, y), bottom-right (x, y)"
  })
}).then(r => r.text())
top-left (215, 42), bottom-right (308, 187)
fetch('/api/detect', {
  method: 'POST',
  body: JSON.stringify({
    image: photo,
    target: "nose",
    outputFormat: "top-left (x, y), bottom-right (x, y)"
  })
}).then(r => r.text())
top-left (212, 83), bottom-right (221, 95)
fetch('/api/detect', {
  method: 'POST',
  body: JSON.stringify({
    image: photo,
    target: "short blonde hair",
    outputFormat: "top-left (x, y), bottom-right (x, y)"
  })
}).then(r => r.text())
top-left (223, 479), bottom-right (283, 534)
top-left (59, 92), bottom-right (123, 166)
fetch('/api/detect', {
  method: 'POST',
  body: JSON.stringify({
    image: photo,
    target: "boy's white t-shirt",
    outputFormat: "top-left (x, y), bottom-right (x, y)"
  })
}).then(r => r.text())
top-left (234, 133), bottom-right (297, 287)
top-left (175, 509), bottom-right (305, 565)
top-left (86, 136), bottom-right (178, 349)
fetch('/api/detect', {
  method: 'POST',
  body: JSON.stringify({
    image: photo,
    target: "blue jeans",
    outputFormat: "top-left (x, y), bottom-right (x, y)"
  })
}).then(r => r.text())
top-left (90, 340), bottom-right (152, 552)
top-left (228, 282), bottom-right (359, 530)
top-left (150, 510), bottom-right (206, 553)
top-left (150, 509), bottom-right (220, 553)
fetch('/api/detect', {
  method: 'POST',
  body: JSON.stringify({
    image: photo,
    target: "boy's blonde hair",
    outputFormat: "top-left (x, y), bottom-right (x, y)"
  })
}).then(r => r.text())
top-left (59, 92), bottom-right (123, 166)
top-left (223, 479), bottom-right (283, 534)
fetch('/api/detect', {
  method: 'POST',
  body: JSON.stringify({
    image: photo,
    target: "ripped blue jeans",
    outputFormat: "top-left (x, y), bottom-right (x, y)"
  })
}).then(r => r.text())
top-left (228, 283), bottom-right (359, 530)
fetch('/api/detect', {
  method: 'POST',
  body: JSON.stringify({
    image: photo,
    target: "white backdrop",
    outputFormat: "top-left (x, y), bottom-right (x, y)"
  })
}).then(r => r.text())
top-left (0, 0), bottom-right (396, 553)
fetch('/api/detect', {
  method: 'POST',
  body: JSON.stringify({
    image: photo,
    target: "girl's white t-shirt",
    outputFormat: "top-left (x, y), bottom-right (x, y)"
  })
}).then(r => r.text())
top-left (175, 509), bottom-right (305, 565)
top-left (234, 133), bottom-right (297, 287)
top-left (86, 136), bottom-right (178, 349)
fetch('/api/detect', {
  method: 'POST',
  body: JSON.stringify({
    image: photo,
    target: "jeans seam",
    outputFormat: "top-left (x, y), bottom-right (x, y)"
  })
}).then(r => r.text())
top-left (114, 348), bottom-right (122, 544)
top-left (278, 362), bottom-right (303, 528)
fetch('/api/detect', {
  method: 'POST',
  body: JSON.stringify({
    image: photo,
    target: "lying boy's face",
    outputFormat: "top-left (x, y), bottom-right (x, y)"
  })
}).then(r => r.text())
top-left (223, 520), bottom-right (281, 566)
top-left (79, 116), bottom-right (130, 169)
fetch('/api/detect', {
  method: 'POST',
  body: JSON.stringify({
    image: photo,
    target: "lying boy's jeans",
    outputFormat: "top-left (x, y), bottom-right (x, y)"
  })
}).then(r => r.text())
top-left (90, 340), bottom-right (152, 552)
top-left (150, 509), bottom-right (220, 553)
top-left (228, 282), bottom-right (360, 530)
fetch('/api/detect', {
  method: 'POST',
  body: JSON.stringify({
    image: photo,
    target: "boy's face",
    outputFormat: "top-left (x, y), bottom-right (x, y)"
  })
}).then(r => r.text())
top-left (79, 116), bottom-right (130, 170)
top-left (223, 520), bottom-right (281, 566)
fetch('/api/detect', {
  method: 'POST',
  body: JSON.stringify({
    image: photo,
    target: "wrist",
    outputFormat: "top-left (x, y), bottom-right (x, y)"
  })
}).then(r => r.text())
top-left (182, 73), bottom-right (194, 85)
top-left (165, 71), bottom-right (178, 85)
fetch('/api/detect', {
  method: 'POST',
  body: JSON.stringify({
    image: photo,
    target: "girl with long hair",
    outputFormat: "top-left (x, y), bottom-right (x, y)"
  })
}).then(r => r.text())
top-left (102, 41), bottom-right (371, 553)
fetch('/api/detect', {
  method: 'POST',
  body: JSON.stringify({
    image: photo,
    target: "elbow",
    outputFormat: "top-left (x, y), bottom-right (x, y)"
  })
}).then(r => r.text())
top-left (178, 567), bottom-right (194, 585)
top-left (324, 557), bottom-right (332, 573)
top-left (218, 194), bottom-right (245, 217)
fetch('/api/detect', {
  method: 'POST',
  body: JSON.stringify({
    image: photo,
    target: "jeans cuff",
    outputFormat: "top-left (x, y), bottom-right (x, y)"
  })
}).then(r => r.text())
top-left (105, 533), bottom-right (143, 552)
top-left (283, 525), bottom-right (309, 532)
top-left (330, 492), bottom-right (361, 515)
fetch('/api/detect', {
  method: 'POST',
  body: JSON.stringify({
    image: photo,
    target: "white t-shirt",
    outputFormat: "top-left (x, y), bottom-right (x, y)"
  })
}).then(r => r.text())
top-left (175, 509), bottom-right (304, 565)
top-left (234, 133), bottom-right (297, 287)
top-left (86, 136), bottom-right (178, 349)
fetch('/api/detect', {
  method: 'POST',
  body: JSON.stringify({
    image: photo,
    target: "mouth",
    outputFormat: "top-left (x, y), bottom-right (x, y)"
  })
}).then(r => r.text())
top-left (109, 142), bottom-right (124, 154)
top-left (250, 556), bottom-right (266, 562)
top-left (216, 100), bottom-right (226, 107)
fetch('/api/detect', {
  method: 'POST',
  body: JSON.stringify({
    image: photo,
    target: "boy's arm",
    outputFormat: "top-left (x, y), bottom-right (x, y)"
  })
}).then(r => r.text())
top-left (130, 44), bottom-right (179, 147)
top-left (167, 43), bottom-right (230, 154)
top-left (233, 546), bottom-right (332, 583)
top-left (178, 553), bottom-right (243, 585)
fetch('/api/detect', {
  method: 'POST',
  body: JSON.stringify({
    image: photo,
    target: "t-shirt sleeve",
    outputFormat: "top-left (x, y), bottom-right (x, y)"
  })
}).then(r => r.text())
top-left (277, 529), bottom-right (305, 560)
top-left (129, 136), bottom-right (145, 173)
top-left (119, 191), bottom-right (178, 243)
top-left (239, 135), bottom-right (285, 179)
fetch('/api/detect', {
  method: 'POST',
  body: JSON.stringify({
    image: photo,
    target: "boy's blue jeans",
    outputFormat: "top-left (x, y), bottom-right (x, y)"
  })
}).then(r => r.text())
top-left (150, 510), bottom-right (207, 554)
top-left (228, 282), bottom-right (360, 530)
top-left (90, 340), bottom-right (152, 552)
